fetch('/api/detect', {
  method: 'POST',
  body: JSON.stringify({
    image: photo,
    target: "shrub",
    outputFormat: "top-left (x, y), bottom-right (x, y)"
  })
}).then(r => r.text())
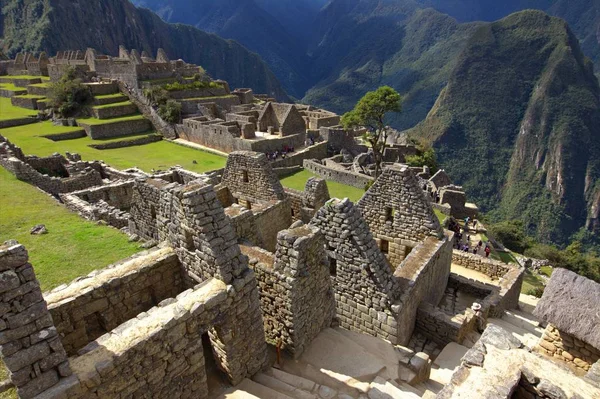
top-left (405, 143), bottom-right (438, 173)
top-left (162, 80), bottom-right (223, 92)
top-left (47, 67), bottom-right (92, 118)
top-left (525, 287), bottom-right (545, 298)
top-left (488, 220), bottom-right (532, 253)
top-left (158, 100), bottom-right (182, 124)
top-left (143, 86), bottom-right (170, 107)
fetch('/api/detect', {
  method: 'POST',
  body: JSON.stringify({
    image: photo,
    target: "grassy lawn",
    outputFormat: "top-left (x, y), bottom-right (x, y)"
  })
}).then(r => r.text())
top-left (95, 93), bottom-right (127, 99)
top-left (0, 83), bottom-right (27, 92)
top-left (280, 169), bottom-right (365, 202)
top-left (1, 121), bottom-right (227, 173)
top-left (539, 265), bottom-right (553, 277)
top-left (0, 167), bottom-right (141, 291)
top-left (0, 75), bottom-right (50, 82)
top-left (0, 97), bottom-right (37, 120)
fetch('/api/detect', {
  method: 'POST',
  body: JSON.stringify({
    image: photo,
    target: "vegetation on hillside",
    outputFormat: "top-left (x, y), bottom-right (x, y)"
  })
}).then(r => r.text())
top-left (405, 142), bottom-right (438, 173)
top-left (342, 86), bottom-right (402, 178)
top-left (158, 99), bottom-right (181, 124)
top-left (489, 219), bottom-right (600, 283)
top-left (409, 11), bottom-right (600, 246)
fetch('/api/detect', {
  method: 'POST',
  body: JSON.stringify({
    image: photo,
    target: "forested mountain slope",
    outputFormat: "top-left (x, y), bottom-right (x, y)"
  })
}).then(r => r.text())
top-left (409, 11), bottom-right (600, 243)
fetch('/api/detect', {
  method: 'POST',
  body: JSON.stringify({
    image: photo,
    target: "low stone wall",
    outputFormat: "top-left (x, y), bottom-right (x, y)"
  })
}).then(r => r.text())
top-left (452, 250), bottom-right (511, 279)
top-left (0, 117), bottom-right (37, 129)
top-left (394, 233), bottom-right (454, 345)
top-left (274, 165), bottom-right (303, 176)
top-left (42, 130), bottom-right (87, 141)
top-left (168, 87), bottom-right (229, 99)
top-left (44, 248), bottom-right (184, 356)
top-left (88, 133), bottom-right (162, 149)
top-left (415, 302), bottom-right (476, 346)
top-left (304, 159), bottom-right (373, 189)
top-left (270, 142), bottom-right (328, 168)
top-left (84, 81), bottom-right (118, 95)
top-left (0, 156), bottom-right (103, 195)
top-left (10, 96), bottom-right (41, 110)
top-left (92, 102), bottom-right (138, 119)
top-left (80, 118), bottom-right (152, 139)
top-left (60, 279), bottom-right (230, 398)
top-left (536, 324), bottom-right (600, 373)
top-left (0, 88), bottom-right (27, 97)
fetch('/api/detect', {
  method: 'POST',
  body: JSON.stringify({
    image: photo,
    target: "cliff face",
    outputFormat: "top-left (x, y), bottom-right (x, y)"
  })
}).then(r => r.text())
top-left (411, 11), bottom-right (600, 243)
top-left (0, 0), bottom-right (289, 101)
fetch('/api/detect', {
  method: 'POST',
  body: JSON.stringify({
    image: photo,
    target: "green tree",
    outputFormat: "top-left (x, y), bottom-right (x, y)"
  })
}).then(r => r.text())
top-left (341, 86), bottom-right (402, 178)
top-left (405, 143), bottom-right (438, 173)
top-left (158, 100), bottom-right (182, 124)
top-left (47, 67), bottom-right (92, 118)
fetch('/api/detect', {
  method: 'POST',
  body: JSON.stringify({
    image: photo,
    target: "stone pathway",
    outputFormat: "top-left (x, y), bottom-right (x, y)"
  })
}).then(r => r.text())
top-left (450, 263), bottom-right (498, 285)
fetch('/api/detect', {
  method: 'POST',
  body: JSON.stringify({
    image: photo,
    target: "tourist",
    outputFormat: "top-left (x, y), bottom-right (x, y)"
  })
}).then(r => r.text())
top-left (485, 246), bottom-right (491, 258)
top-left (473, 247), bottom-right (477, 255)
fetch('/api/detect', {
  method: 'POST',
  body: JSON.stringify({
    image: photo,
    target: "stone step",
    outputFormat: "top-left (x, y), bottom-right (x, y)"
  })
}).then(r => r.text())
top-left (218, 378), bottom-right (295, 399)
top-left (391, 379), bottom-right (425, 397)
top-left (83, 82), bottom-right (120, 96)
top-left (26, 84), bottom-right (49, 96)
top-left (367, 376), bottom-right (421, 399)
top-left (78, 116), bottom-right (152, 140)
top-left (253, 373), bottom-right (317, 399)
top-left (268, 367), bottom-right (317, 393)
top-left (281, 359), bottom-right (364, 397)
top-left (502, 309), bottom-right (543, 335)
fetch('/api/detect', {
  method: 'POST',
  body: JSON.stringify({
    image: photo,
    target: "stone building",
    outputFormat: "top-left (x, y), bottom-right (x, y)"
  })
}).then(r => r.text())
top-left (533, 268), bottom-right (600, 373)
top-left (357, 164), bottom-right (444, 266)
top-left (258, 102), bottom-right (306, 136)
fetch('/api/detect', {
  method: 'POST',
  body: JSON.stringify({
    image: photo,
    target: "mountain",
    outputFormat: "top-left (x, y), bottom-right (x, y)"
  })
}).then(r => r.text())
top-left (302, 1), bottom-right (483, 129)
top-left (0, 0), bottom-right (289, 101)
top-left (131, 0), bottom-right (320, 98)
top-left (409, 11), bottom-right (600, 243)
top-left (415, 0), bottom-right (600, 76)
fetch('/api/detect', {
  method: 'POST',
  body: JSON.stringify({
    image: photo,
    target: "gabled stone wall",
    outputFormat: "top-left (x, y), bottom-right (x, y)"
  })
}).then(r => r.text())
top-left (221, 151), bottom-right (286, 202)
top-left (357, 164), bottom-right (444, 266)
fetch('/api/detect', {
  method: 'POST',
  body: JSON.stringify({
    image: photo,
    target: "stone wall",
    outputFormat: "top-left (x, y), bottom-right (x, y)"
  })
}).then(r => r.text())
top-left (80, 119), bottom-right (152, 139)
top-left (0, 243), bottom-right (71, 399)
top-left (168, 87), bottom-right (229, 99)
top-left (451, 250), bottom-right (511, 279)
top-left (310, 198), bottom-right (402, 343)
top-left (92, 102), bottom-right (138, 119)
top-left (0, 118), bottom-right (37, 129)
top-left (270, 142), bottom-right (328, 168)
top-left (221, 151), bottom-right (286, 202)
top-left (0, 155), bottom-right (103, 196)
top-left (44, 248), bottom-right (184, 356)
top-left (88, 133), bottom-right (162, 150)
top-left (128, 178), bottom-right (169, 241)
top-left (304, 159), bottom-right (373, 189)
top-left (394, 234), bottom-right (453, 345)
top-left (536, 324), bottom-right (600, 373)
top-left (415, 302), bottom-right (476, 346)
top-left (248, 225), bottom-right (335, 356)
top-left (42, 130), bottom-right (87, 141)
top-left (60, 193), bottom-right (129, 228)
top-left (357, 164), bottom-right (444, 266)
top-left (10, 96), bottom-right (41, 110)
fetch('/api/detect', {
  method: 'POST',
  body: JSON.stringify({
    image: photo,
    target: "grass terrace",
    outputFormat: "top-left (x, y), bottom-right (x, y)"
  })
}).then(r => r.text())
top-left (0, 75), bottom-right (50, 81)
top-left (0, 167), bottom-right (140, 291)
top-left (28, 82), bottom-right (51, 88)
top-left (0, 121), bottom-right (227, 172)
top-left (95, 93), bottom-right (128, 100)
top-left (77, 113), bottom-right (145, 125)
top-left (0, 82), bottom-right (27, 92)
top-left (92, 100), bottom-right (134, 109)
top-left (0, 97), bottom-right (36, 120)
top-left (14, 94), bottom-right (45, 99)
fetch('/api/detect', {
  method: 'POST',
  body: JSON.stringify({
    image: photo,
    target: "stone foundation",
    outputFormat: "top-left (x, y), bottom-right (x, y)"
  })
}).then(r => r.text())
top-left (535, 324), bottom-right (600, 373)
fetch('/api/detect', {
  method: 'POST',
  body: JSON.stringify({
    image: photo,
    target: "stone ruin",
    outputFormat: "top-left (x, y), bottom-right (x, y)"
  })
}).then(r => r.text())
top-left (0, 128), bottom-right (541, 397)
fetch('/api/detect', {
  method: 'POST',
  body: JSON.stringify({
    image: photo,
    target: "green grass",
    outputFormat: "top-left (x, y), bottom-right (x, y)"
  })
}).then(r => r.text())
top-left (14, 94), bottom-right (45, 99)
top-left (0, 167), bottom-right (141, 291)
top-left (77, 114), bottom-right (144, 125)
top-left (94, 93), bottom-right (127, 99)
top-left (433, 208), bottom-right (447, 224)
top-left (0, 83), bottom-right (27, 92)
top-left (279, 169), bottom-right (365, 202)
top-left (521, 269), bottom-right (545, 294)
top-left (0, 97), bottom-right (37, 121)
top-left (183, 95), bottom-right (237, 101)
top-left (0, 75), bottom-right (49, 81)
top-left (539, 265), bottom-right (553, 277)
top-left (27, 82), bottom-right (51, 88)
top-left (1, 121), bottom-right (227, 173)
top-left (92, 100), bottom-right (133, 109)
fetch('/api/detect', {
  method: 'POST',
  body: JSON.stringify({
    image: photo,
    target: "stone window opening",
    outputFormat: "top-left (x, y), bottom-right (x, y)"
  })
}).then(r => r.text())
top-left (291, 208), bottom-right (295, 217)
top-left (245, 200), bottom-right (252, 210)
top-left (242, 170), bottom-right (249, 183)
top-left (329, 257), bottom-right (337, 276)
top-left (380, 239), bottom-right (389, 254)
top-left (385, 206), bottom-right (395, 222)
top-left (150, 204), bottom-right (157, 219)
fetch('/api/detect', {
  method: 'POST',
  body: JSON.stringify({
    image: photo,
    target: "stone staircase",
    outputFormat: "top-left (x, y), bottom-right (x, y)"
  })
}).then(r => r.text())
top-left (217, 328), bottom-right (427, 399)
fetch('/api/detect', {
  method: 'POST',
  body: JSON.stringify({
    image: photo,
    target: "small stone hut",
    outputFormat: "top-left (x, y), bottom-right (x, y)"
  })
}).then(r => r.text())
top-left (533, 268), bottom-right (600, 372)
